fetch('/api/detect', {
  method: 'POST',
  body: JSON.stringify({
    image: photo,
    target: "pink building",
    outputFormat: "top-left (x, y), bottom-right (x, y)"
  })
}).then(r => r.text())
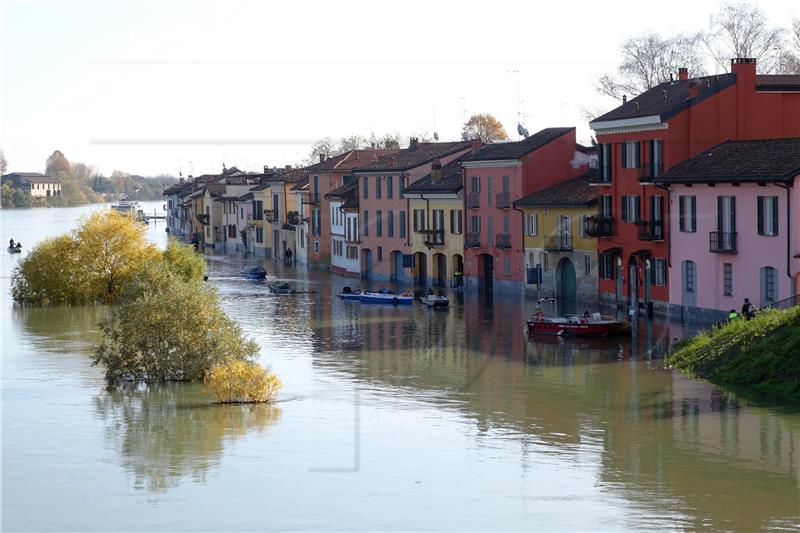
top-left (354, 139), bottom-right (472, 282)
top-left (460, 128), bottom-right (589, 291)
top-left (658, 138), bottom-right (800, 321)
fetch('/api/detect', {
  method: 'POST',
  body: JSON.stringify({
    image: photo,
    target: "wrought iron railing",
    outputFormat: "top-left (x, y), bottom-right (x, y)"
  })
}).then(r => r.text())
top-left (495, 192), bottom-right (510, 208)
top-left (637, 220), bottom-right (664, 241)
top-left (466, 193), bottom-right (480, 209)
top-left (465, 232), bottom-right (480, 248)
top-left (709, 231), bottom-right (737, 253)
top-left (639, 163), bottom-right (664, 182)
top-left (495, 233), bottom-right (512, 249)
top-left (544, 233), bottom-right (573, 251)
top-left (584, 215), bottom-right (614, 237)
top-left (424, 229), bottom-right (445, 247)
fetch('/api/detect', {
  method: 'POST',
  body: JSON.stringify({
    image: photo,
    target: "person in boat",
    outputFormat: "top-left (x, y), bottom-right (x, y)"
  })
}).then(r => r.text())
top-left (582, 310), bottom-right (591, 319)
top-left (9, 238), bottom-right (15, 248)
top-left (728, 309), bottom-right (741, 322)
top-left (427, 287), bottom-right (434, 296)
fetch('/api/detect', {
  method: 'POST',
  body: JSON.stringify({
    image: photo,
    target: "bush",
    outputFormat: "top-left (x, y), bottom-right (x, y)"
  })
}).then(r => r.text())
top-left (93, 270), bottom-right (259, 383)
top-left (205, 360), bottom-right (282, 403)
top-left (163, 237), bottom-right (205, 281)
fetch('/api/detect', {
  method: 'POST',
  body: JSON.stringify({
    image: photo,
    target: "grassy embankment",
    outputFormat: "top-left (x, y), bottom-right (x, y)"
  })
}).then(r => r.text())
top-left (667, 306), bottom-right (800, 403)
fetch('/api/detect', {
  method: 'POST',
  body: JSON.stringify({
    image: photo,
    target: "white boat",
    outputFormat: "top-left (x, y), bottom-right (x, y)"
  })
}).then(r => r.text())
top-left (111, 196), bottom-right (139, 215)
top-left (7, 246), bottom-right (21, 254)
top-left (358, 290), bottom-right (413, 306)
top-left (419, 294), bottom-right (449, 309)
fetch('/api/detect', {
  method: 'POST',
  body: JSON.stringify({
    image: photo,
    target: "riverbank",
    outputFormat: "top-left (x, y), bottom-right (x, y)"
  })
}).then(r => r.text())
top-left (667, 306), bottom-right (800, 403)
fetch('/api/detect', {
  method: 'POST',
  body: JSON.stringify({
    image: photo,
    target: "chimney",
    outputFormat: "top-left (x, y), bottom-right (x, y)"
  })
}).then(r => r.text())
top-left (285, 164), bottom-right (292, 170)
top-left (319, 153), bottom-right (325, 163)
top-left (409, 137), bottom-right (419, 150)
top-left (731, 57), bottom-right (756, 91)
top-left (689, 81), bottom-right (699, 98)
top-left (622, 94), bottom-right (627, 104)
top-left (470, 139), bottom-right (482, 153)
top-left (678, 67), bottom-right (688, 81)
top-left (430, 159), bottom-right (442, 184)
top-left (263, 165), bottom-right (268, 174)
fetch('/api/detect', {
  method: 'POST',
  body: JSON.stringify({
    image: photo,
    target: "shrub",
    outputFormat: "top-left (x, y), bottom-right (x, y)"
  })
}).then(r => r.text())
top-left (93, 270), bottom-right (259, 383)
top-left (163, 237), bottom-right (205, 281)
top-left (205, 360), bottom-right (282, 403)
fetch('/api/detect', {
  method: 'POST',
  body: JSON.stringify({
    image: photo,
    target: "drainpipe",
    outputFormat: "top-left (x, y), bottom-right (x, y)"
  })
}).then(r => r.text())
top-left (512, 202), bottom-right (526, 284)
top-left (403, 172), bottom-right (411, 247)
top-left (777, 182), bottom-right (792, 281)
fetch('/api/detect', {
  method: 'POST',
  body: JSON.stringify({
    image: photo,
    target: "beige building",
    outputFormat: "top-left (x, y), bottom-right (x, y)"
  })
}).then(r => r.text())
top-left (2, 172), bottom-right (63, 197)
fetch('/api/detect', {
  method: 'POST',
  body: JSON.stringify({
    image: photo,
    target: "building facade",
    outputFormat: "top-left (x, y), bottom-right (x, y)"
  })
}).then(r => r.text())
top-left (326, 180), bottom-right (360, 276)
top-left (2, 172), bottom-right (63, 197)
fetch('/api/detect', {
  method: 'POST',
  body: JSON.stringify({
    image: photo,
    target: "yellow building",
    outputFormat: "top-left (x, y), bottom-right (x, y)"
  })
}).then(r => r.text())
top-left (403, 159), bottom-right (465, 287)
top-left (513, 173), bottom-right (598, 301)
top-left (260, 167), bottom-right (308, 260)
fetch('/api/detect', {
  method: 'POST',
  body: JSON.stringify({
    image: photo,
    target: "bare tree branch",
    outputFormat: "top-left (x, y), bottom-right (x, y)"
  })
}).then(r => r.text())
top-left (703, 2), bottom-right (785, 73)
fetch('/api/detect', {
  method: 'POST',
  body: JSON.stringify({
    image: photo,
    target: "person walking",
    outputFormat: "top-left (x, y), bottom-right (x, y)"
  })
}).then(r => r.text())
top-left (741, 298), bottom-right (755, 320)
top-left (285, 247), bottom-right (293, 264)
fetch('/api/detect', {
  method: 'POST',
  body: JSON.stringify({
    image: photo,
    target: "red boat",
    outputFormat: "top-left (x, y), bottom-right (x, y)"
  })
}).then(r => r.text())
top-left (527, 312), bottom-right (631, 337)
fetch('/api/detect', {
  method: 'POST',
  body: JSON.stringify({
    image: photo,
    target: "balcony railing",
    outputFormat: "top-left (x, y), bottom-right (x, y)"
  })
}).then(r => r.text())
top-left (465, 232), bottom-right (480, 248)
top-left (196, 213), bottom-right (210, 225)
top-left (710, 231), bottom-right (737, 254)
top-left (287, 211), bottom-right (300, 226)
top-left (584, 215), bottom-right (614, 237)
top-left (466, 193), bottom-right (480, 209)
top-left (544, 233), bottom-right (573, 251)
top-left (639, 163), bottom-right (664, 183)
top-left (637, 220), bottom-right (664, 241)
top-left (495, 192), bottom-right (510, 209)
top-left (303, 192), bottom-right (321, 205)
top-left (495, 233), bottom-right (512, 249)
top-left (424, 229), bottom-right (445, 247)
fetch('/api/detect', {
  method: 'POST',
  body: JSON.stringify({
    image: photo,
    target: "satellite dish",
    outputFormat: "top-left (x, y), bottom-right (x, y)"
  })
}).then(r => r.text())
top-left (433, 132), bottom-right (439, 141)
top-left (461, 130), bottom-right (470, 141)
top-left (517, 124), bottom-right (529, 138)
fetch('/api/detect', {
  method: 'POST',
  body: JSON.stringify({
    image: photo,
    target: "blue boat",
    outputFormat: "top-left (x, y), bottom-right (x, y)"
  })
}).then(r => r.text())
top-left (358, 289), bottom-right (413, 306)
top-left (338, 286), bottom-right (362, 301)
top-left (240, 266), bottom-right (267, 280)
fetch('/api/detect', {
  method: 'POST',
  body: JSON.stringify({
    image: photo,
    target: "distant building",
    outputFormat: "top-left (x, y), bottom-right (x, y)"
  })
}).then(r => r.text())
top-left (2, 172), bottom-right (63, 197)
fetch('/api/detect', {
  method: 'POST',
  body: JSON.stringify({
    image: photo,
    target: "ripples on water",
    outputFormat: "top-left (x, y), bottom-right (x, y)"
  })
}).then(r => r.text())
top-left (2, 203), bottom-right (800, 531)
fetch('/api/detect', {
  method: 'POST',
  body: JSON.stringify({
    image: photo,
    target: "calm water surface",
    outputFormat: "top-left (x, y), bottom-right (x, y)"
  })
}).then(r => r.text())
top-left (2, 203), bottom-right (799, 531)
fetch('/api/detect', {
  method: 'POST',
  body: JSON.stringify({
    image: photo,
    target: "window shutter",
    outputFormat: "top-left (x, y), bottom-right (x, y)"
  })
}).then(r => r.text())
top-left (679, 197), bottom-right (685, 231)
top-left (621, 196), bottom-right (628, 222)
top-left (598, 145), bottom-right (605, 179)
top-left (730, 196), bottom-right (736, 233)
top-left (771, 197), bottom-right (778, 236)
top-left (634, 142), bottom-right (641, 168)
top-left (690, 197), bottom-right (696, 231)
top-left (634, 196), bottom-right (641, 222)
top-left (621, 143), bottom-right (628, 169)
top-left (717, 196), bottom-right (723, 232)
top-left (757, 196), bottom-right (764, 235)
top-left (648, 140), bottom-right (655, 175)
top-left (450, 210), bottom-right (454, 233)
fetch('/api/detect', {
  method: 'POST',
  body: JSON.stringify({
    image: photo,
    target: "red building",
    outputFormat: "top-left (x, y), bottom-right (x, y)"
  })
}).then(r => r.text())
top-left (460, 127), bottom-right (589, 291)
top-left (588, 58), bottom-right (800, 314)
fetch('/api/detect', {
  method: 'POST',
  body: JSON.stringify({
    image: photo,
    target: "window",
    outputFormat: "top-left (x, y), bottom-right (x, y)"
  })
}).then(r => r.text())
top-left (376, 210), bottom-right (382, 237)
top-left (647, 139), bottom-right (663, 177)
top-left (387, 210), bottom-right (394, 237)
top-left (487, 176), bottom-right (493, 207)
top-left (399, 211), bottom-right (406, 238)
top-left (487, 216), bottom-right (494, 243)
top-left (450, 209), bottom-right (463, 234)
top-left (413, 209), bottom-right (425, 232)
top-left (679, 196), bottom-right (697, 232)
top-left (723, 263), bottom-right (733, 296)
top-left (717, 196), bottom-right (736, 235)
top-left (599, 252), bottom-right (615, 280)
top-left (502, 215), bottom-right (509, 234)
top-left (598, 143), bottom-right (612, 182)
top-left (363, 177), bottom-right (368, 199)
top-left (387, 176), bottom-right (393, 199)
top-left (377, 246), bottom-right (383, 261)
top-left (684, 261), bottom-right (695, 293)
top-left (621, 141), bottom-right (640, 169)
top-left (346, 245), bottom-right (358, 259)
top-left (253, 200), bottom-right (263, 220)
top-left (599, 195), bottom-right (613, 218)
top-left (762, 266), bottom-right (777, 303)
top-left (375, 177), bottom-right (382, 199)
top-left (654, 258), bottom-right (666, 286)
top-left (363, 210), bottom-right (369, 236)
top-left (228, 224), bottom-right (236, 238)
top-left (256, 227), bottom-right (264, 244)
top-left (543, 252), bottom-right (549, 272)
top-left (312, 208), bottom-right (321, 236)
top-left (314, 241), bottom-right (319, 253)
top-left (758, 196), bottom-right (779, 236)
top-left (503, 257), bottom-right (511, 275)
top-left (526, 213), bottom-right (538, 236)
top-left (621, 195), bottom-right (640, 222)
top-left (470, 176), bottom-right (480, 193)
top-left (433, 209), bottom-right (445, 232)
top-left (584, 255), bottom-right (591, 276)
top-left (470, 215), bottom-right (481, 234)
top-left (502, 175), bottom-right (509, 192)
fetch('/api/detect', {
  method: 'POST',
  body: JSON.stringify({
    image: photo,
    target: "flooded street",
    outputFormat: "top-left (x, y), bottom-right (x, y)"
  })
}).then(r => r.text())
top-left (2, 203), bottom-right (800, 531)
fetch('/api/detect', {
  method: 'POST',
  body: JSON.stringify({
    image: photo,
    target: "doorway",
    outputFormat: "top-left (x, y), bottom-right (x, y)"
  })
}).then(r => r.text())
top-left (478, 253), bottom-right (494, 290)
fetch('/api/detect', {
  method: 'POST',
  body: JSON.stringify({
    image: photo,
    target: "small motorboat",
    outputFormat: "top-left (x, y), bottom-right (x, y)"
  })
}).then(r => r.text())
top-left (419, 294), bottom-right (449, 309)
top-left (338, 286), bottom-right (363, 301)
top-left (358, 289), bottom-right (413, 306)
top-left (268, 281), bottom-right (294, 294)
top-left (111, 195), bottom-right (139, 215)
top-left (240, 266), bottom-right (267, 280)
top-left (527, 312), bottom-right (630, 337)
top-left (7, 246), bottom-right (21, 254)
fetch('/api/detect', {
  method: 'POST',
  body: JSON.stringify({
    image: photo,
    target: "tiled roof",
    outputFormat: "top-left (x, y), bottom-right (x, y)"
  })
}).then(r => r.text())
top-left (270, 167), bottom-right (309, 184)
top-left (205, 183), bottom-right (227, 197)
top-left (237, 192), bottom-right (254, 201)
top-left (3, 172), bottom-right (63, 184)
top-left (657, 138), bottom-right (800, 183)
top-left (461, 128), bottom-right (574, 161)
top-left (756, 74), bottom-right (800, 91)
top-left (576, 143), bottom-right (597, 154)
top-left (163, 181), bottom-right (193, 195)
top-left (513, 171), bottom-right (599, 207)
top-left (592, 74), bottom-right (736, 123)
top-left (341, 187), bottom-right (359, 210)
top-left (404, 157), bottom-right (465, 194)
top-left (354, 141), bottom-right (470, 172)
top-left (306, 149), bottom-right (401, 172)
top-left (291, 177), bottom-right (309, 191)
top-left (325, 180), bottom-right (357, 199)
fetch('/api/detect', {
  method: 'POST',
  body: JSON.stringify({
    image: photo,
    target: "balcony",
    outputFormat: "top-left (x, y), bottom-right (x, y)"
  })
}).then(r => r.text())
top-left (584, 215), bottom-right (614, 237)
top-left (466, 193), bottom-right (480, 209)
top-left (287, 211), bottom-right (300, 226)
top-left (495, 192), bottom-right (510, 209)
top-left (263, 209), bottom-right (279, 223)
top-left (710, 231), bottom-right (737, 254)
top-left (196, 213), bottom-right (210, 226)
top-left (303, 192), bottom-right (321, 205)
top-left (465, 232), bottom-right (480, 248)
top-left (424, 229), bottom-right (445, 248)
top-left (495, 233), bottom-right (512, 249)
top-left (639, 163), bottom-right (664, 183)
top-left (637, 220), bottom-right (664, 241)
top-left (544, 233), bottom-right (573, 251)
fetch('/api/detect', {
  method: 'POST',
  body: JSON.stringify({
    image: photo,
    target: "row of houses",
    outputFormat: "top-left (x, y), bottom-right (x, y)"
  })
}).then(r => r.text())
top-left (165, 57), bottom-right (800, 321)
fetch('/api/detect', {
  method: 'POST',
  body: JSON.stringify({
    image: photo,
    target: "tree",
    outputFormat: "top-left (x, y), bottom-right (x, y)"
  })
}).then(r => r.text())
top-left (0, 147), bottom-right (7, 174)
top-left (205, 360), bottom-right (282, 403)
top-left (597, 32), bottom-right (706, 101)
top-left (702, 2), bottom-right (785, 73)
top-left (45, 150), bottom-right (70, 176)
top-left (93, 269), bottom-right (259, 383)
top-left (463, 114), bottom-right (509, 142)
top-left (306, 137), bottom-right (338, 165)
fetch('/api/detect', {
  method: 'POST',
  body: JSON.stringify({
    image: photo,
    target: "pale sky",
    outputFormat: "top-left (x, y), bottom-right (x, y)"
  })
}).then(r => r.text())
top-left (1, 0), bottom-right (797, 176)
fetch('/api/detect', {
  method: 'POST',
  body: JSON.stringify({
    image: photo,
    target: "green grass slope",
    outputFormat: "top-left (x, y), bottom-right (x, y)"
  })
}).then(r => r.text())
top-left (667, 306), bottom-right (800, 402)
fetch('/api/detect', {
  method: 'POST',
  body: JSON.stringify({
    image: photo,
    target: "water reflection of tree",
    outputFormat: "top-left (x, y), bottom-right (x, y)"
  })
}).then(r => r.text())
top-left (94, 383), bottom-right (281, 492)
top-left (14, 305), bottom-right (109, 354)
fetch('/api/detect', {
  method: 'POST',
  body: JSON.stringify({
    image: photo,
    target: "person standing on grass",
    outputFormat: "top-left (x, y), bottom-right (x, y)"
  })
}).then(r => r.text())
top-left (741, 298), bottom-right (755, 320)
top-left (728, 309), bottom-right (741, 322)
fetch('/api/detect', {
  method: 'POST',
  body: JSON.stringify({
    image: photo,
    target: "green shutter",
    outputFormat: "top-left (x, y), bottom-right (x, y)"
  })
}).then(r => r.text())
top-left (621, 143), bottom-right (628, 169)
top-left (717, 196), bottom-right (723, 232)
top-left (772, 197), bottom-right (779, 236)
top-left (757, 196), bottom-right (764, 235)
top-left (679, 196), bottom-right (685, 231)
top-left (634, 142), bottom-right (641, 168)
top-left (621, 196), bottom-right (628, 222)
top-left (730, 196), bottom-right (736, 232)
top-left (691, 197), bottom-right (696, 231)
top-left (648, 141), bottom-right (655, 175)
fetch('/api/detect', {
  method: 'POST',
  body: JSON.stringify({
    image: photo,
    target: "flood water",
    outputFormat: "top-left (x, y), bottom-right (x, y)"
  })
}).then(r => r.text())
top-left (2, 203), bottom-right (800, 531)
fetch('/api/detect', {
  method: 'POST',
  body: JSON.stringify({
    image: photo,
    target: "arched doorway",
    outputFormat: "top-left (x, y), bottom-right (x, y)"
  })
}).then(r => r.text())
top-left (362, 248), bottom-right (373, 279)
top-left (433, 253), bottom-right (447, 286)
top-left (414, 252), bottom-right (427, 285)
top-left (478, 253), bottom-right (494, 290)
top-left (557, 257), bottom-right (577, 300)
top-left (628, 256), bottom-right (639, 309)
top-left (391, 251), bottom-right (404, 282)
top-left (452, 253), bottom-right (464, 288)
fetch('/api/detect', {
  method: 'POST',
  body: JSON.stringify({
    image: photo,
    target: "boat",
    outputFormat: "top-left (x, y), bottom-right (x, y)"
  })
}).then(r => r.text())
top-left (419, 294), bottom-right (449, 309)
top-left (338, 286), bottom-right (363, 301)
top-left (240, 266), bottom-right (267, 280)
top-left (111, 196), bottom-right (139, 215)
top-left (358, 289), bottom-right (413, 306)
top-left (527, 312), bottom-right (630, 337)
top-left (268, 281), bottom-right (294, 294)
top-left (7, 246), bottom-right (21, 254)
